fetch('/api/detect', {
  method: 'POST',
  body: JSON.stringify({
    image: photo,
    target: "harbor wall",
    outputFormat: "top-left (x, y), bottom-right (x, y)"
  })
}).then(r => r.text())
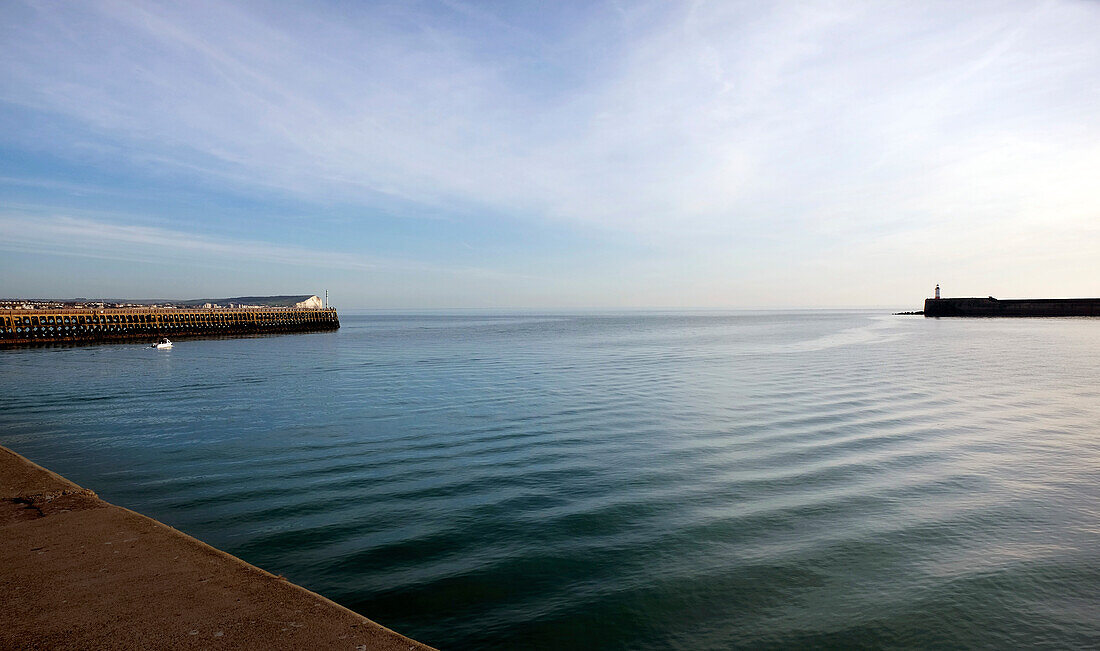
top-left (0, 306), bottom-right (339, 347)
top-left (0, 445), bottom-right (432, 650)
top-left (924, 297), bottom-right (1100, 317)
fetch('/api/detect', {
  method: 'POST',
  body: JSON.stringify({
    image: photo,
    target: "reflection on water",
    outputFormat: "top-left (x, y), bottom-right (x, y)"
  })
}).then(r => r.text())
top-left (3, 311), bottom-right (1100, 649)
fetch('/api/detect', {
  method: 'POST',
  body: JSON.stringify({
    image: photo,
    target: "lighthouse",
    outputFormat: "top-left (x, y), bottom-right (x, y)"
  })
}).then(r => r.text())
top-left (935, 284), bottom-right (941, 299)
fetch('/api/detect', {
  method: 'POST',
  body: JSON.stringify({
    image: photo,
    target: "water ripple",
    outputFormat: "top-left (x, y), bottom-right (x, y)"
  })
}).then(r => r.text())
top-left (3, 311), bottom-right (1099, 649)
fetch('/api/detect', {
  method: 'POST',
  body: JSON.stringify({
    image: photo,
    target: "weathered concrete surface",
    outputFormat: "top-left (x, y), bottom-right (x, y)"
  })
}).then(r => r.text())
top-left (0, 446), bottom-right (433, 650)
top-left (924, 297), bottom-right (1100, 317)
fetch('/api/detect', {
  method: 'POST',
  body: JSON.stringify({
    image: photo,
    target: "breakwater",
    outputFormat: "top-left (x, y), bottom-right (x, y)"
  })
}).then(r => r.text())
top-left (924, 297), bottom-right (1100, 317)
top-left (0, 306), bottom-right (339, 347)
top-left (0, 445), bottom-right (432, 650)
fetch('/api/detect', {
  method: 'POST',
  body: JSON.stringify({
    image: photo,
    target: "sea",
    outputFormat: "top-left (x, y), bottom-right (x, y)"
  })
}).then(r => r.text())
top-left (2, 310), bottom-right (1099, 649)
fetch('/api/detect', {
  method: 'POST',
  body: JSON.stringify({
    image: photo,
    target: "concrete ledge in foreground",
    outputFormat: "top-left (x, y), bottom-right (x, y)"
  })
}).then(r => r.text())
top-left (0, 445), bottom-right (433, 650)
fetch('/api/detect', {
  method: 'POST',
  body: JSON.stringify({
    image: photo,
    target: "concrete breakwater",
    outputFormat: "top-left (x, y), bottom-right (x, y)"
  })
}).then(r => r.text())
top-left (0, 306), bottom-right (339, 347)
top-left (924, 297), bottom-right (1100, 317)
top-left (0, 445), bottom-right (432, 650)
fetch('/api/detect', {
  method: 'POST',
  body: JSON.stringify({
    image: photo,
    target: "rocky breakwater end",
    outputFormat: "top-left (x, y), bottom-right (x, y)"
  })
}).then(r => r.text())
top-left (0, 445), bottom-right (433, 650)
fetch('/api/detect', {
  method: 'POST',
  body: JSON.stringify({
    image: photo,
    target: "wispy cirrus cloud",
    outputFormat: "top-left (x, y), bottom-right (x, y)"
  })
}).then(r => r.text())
top-left (4, 1), bottom-right (1096, 230)
top-left (0, 212), bottom-right (377, 270)
top-left (2, 0), bottom-right (1099, 305)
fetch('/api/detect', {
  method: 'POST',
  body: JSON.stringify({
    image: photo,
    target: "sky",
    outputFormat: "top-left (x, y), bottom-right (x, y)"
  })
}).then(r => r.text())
top-left (1, 0), bottom-right (1098, 309)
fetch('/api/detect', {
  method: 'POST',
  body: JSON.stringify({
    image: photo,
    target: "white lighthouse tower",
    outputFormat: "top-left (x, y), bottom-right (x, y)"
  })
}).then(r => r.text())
top-left (935, 284), bottom-right (941, 299)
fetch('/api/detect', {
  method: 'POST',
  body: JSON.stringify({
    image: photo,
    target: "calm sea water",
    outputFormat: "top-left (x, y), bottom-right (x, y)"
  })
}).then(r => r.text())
top-left (2, 311), bottom-right (1099, 649)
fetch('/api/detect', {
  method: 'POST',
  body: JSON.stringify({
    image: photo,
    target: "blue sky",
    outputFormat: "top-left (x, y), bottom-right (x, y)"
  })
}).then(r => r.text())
top-left (2, 0), bottom-right (1098, 308)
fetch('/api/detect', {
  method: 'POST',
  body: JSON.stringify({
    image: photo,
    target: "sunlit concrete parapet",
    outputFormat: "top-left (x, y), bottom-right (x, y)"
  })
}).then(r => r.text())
top-left (0, 445), bottom-right (433, 650)
top-left (0, 306), bottom-right (340, 347)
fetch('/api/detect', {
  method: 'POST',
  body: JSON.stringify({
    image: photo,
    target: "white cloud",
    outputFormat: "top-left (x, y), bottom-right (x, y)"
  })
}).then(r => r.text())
top-left (0, 212), bottom-right (377, 270)
top-left (2, 0), bottom-right (1099, 305)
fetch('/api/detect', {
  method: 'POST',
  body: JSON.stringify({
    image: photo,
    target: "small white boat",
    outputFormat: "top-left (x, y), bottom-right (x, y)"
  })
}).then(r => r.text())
top-left (151, 338), bottom-right (173, 349)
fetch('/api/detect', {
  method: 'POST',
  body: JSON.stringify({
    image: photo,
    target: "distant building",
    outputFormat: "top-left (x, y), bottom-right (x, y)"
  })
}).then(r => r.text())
top-left (2, 294), bottom-right (326, 310)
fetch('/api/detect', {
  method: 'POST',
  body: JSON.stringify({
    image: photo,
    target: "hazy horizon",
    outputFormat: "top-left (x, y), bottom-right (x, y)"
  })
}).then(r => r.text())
top-left (5, 292), bottom-right (1100, 313)
top-left (3, 1), bottom-right (1098, 309)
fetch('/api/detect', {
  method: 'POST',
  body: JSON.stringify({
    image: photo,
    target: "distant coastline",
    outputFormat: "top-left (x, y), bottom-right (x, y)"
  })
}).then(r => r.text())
top-left (1, 294), bottom-right (323, 310)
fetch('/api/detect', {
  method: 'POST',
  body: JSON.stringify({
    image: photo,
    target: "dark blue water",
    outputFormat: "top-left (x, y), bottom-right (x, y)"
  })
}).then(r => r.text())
top-left (3, 311), bottom-right (1099, 648)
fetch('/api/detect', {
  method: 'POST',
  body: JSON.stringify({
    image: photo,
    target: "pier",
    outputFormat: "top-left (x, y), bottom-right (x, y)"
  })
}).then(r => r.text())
top-left (0, 445), bottom-right (432, 650)
top-left (924, 297), bottom-right (1100, 317)
top-left (0, 306), bottom-right (339, 347)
